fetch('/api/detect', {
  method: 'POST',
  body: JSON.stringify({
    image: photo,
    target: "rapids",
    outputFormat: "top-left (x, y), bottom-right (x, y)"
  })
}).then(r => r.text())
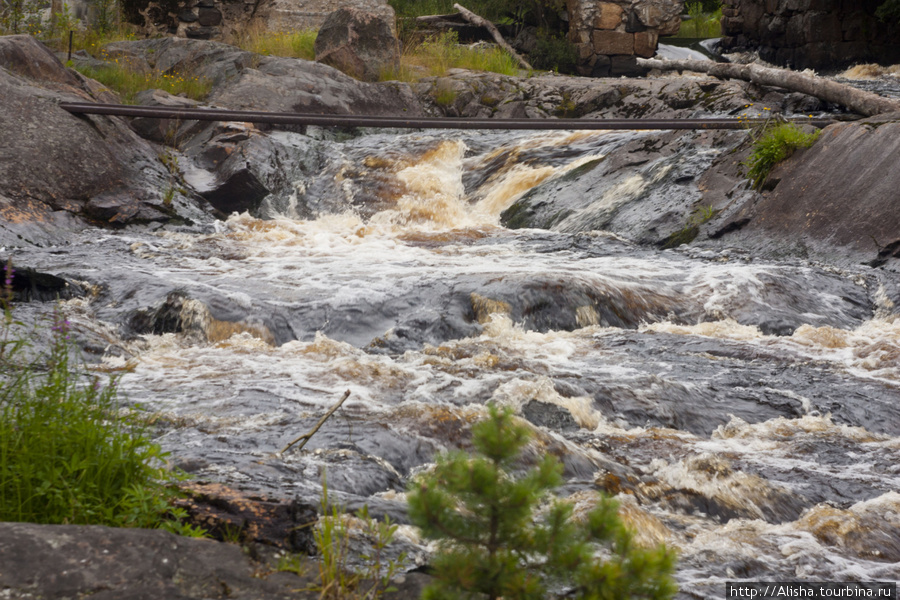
top-left (14, 126), bottom-right (900, 596)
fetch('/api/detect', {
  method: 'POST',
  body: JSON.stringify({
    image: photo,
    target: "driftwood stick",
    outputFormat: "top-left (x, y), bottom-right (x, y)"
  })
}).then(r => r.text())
top-left (636, 58), bottom-right (900, 117)
top-left (280, 390), bottom-right (351, 455)
top-left (453, 3), bottom-right (533, 71)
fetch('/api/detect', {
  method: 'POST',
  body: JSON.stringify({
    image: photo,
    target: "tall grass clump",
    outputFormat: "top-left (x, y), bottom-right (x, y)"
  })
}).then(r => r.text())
top-left (385, 31), bottom-right (520, 82)
top-left (0, 264), bottom-right (197, 532)
top-left (313, 480), bottom-right (406, 599)
top-left (73, 62), bottom-right (212, 104)
top-left (233, 26), bottom-right (317, 60)
top-left (743, 122), bottom-right (821, 190)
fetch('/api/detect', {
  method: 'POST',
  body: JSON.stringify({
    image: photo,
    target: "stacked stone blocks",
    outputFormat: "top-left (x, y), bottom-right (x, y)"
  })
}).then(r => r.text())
top-left (566, 0), bottom-right (683, 77)
top-left (720, 0), bottom-right (900, 69)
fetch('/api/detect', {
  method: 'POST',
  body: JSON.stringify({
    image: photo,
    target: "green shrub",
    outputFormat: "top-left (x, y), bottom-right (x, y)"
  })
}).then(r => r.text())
top-left (877, 0), bottom-right (900, 22)
top-left (743, 122), bottom-right (821, 190)
top-left (0, 271), bottom-right (196, 533)
top-left (407, 405), bottom-right (677, 600)
top-left (531, 30), bottom-right (576, 74)
top-left (389, 0), bottom-right (566, 42)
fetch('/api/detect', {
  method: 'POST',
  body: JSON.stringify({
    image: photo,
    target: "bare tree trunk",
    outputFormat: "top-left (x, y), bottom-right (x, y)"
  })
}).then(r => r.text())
top-left (636, 58), bottom-right (900, 117)
top-left (50, 0), bottom-right (62, 29)
top-left (453, 3), bottom-right (533, 71)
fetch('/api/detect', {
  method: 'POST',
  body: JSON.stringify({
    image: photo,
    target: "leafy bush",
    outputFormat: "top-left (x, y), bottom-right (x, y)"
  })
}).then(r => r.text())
top-left (877, 0), bottom-right (900, 22)
top-left (407, 405), bottom-right (677, 600)
top-left (0, 268), bottom-right (196, 533)
top-left (743, 123), bottom-right (821, 190)
top-left (0, 0), bottom-right (43, 35)
top-left (390, 0), bottom-right (562, 26)
top-left (531, 30), bottom-right (576, 73)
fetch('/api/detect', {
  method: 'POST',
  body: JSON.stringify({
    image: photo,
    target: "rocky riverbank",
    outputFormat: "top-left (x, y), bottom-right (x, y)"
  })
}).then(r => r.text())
top-left (3, 32), bottom-right (900, 599)
top-left (4, 33), bottom-right (900, 268)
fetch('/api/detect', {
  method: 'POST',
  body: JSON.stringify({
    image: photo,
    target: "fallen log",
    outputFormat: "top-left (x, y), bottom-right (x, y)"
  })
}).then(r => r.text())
top-left (415, 12), bottom-right (466, 25)
top-left (453, 3), bottom-right (533, 71)
top-left (636, 58), bottom-right (900, 117)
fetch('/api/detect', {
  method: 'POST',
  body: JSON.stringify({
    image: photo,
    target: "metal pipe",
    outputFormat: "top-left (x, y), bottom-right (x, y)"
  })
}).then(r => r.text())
top-left (58, 101), bottom-right (836, 131)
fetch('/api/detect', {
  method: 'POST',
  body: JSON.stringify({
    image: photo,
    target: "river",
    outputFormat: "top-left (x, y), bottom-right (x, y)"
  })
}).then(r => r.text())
top-left (23, 122), bottom-right (900, 597)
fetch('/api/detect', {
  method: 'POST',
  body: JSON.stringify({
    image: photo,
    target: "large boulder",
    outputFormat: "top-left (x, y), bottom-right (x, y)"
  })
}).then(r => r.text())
top-left (0, 35), bottom-right (210, 244)
top-left (96, 37), bottom-right (425, 120)
top-left (207, 53), bottom-right (423, 117)
top-left (0, 521), bottom-right (433, 600)
top-left (314, 6), bottom-right (400, 82)
top-left (714, 113), bottom-right (900, 268)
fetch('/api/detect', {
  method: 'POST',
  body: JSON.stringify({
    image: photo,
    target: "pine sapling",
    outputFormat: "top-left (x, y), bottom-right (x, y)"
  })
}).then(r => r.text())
top-left (407, 404), bottom-right (677, 600)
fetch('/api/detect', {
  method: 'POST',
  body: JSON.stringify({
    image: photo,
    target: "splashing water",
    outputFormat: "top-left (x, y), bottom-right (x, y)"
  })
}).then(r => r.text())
top-left (25, 126), bottom-right (900, 595)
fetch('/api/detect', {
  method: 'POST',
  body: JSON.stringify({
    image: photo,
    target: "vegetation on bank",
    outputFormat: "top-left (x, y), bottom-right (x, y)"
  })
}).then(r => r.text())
top-left (0, 263), bottom-right (200, 534)
top-left (676, 1), bottom-right (723, 39)
top-left (73, 61), bottom-right (212, 103)
top-left (743, 122), bottom-right (821, 190)
top-left (389, 0), bottom-right (576, 73)
top-left (233, 26), bottom-right (317, 60)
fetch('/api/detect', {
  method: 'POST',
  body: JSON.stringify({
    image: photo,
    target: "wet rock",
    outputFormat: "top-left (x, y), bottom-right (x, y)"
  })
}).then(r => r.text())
top-left (717, 113), bottom-right (900, 269)
top-left (0, 193), bottom-right (87, 247)
top-left (100, 37), bottom-right (258, 89)
top-left (0, 34), bottom-right (81, 86)
top-left (0, 263), bottom-right (83, 302)
top-left (208, 54), bottom-right (424, 119)
top-left (178, 482), bottom-right (318, 553)
top-left (130, 88), bottom-right (203, 144)
top-left (314, 6), bottom-right (400, 83)
top-left (181, 122), bottom-right (340, 219)
top-left (0, 520), bottom-right (433, 599)
top-left (500, 128), bottom-right (747, 247)
top-left (0, 35), bottom-right (210, 239)
top-left (415, 70), bottom-right (768, 120)
top-left (127, 291), bottom-right (276, 345)
top-left (521, 399), bottom-right (579, 432)
top-left (0, 521), bottom-right (320, 599)
top-left (200, 158), bottom-right (270, 216)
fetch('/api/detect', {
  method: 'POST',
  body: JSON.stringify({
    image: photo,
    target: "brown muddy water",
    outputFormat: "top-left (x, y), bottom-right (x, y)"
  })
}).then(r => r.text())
top-left (13, 126), bottom-right (900, 597)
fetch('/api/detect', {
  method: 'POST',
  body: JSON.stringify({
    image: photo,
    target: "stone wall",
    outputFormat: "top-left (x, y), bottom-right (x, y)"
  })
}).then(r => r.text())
top-left (566, 0), bottom-right (683, 76)
top-left (720, 0), bottom-right (900, 70)
top-left (136, 0), bottom-right (391, 40)
top-left (129, 0), bottom-right (681, 72)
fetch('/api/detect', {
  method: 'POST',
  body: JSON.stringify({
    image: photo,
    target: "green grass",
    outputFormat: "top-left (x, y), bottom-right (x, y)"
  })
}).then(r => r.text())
top-left (743, 123), bottom-right (821, 190)
top-left (382, 31), bottom-right (520, 82)
top-left (233, 27), bottom-right (317, 60)
top-left (661, 205), bottom-right (719, 249)
top-left (313, 481), bottom-right (405, 599)
top-left (72, 63), bottom-right (212, 104)
top-left (0, 278), bottom-right (199, 533)
top-left (673, 1), bottom-right (722, 38)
